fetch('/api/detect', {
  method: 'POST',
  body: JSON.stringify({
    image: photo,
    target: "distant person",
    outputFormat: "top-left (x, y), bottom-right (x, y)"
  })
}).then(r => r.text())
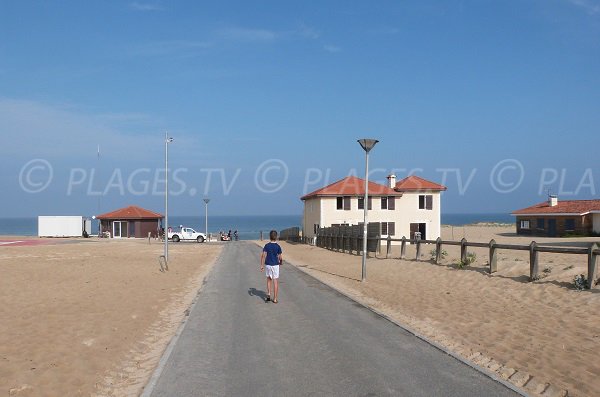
top-left (260, 230), bottom-right (283, 304)
top-left (234, 230), bottom-right (239, 241)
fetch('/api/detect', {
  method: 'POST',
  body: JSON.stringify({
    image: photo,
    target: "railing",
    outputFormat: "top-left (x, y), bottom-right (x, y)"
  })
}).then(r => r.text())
top-left (314, 231), bottom-right (600, 289)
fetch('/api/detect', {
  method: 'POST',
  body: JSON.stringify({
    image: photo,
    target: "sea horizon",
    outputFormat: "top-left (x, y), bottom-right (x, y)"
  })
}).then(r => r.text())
top-left (0, 213), bottom-right (514, 238)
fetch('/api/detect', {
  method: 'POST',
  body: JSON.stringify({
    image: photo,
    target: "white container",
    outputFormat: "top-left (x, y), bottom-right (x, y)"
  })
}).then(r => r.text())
top-left (38, 216), bottom-right (89, 237)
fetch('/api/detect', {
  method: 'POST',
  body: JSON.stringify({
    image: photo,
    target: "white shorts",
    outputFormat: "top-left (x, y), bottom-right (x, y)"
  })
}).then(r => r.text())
top-left (265, 265), bottom-right (279, 279)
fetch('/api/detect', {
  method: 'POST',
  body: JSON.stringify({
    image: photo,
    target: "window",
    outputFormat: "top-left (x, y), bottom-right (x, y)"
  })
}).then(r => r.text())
top-left (357, 197), bottom-right (372, 210)
top-left (565, 218), bottom-right (575, 231)
top-left (520, 220), bottom-right (530, 229)
top-left (537, 219), bottom-right (545, 229)
top-left (381, 222), bottom-right (396, 236)
top-left (388, 222), bottom-right (395, 236)
top-left (381, 197), bottom-right (388, 210)
top-left (388, 196), bottom-right (395, 210)
top-left (419, 195), bottom-right (433, 210)
top-left (336, 196), bottom-right (350, 210)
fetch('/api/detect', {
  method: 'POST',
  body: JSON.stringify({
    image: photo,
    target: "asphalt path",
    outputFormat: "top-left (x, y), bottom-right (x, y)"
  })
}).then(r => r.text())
top-left (146, 241), bottom-right (521, 397)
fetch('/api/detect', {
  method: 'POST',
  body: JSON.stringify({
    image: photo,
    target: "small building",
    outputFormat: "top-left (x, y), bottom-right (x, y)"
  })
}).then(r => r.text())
top-left (511, 196), bottom-right (600, 237)
top-left (38, 216), bottom-right (92, 237)
top-left (301, 174), bottom-right (447, 241)
top-left (96, 205), bottom-right (163, 238)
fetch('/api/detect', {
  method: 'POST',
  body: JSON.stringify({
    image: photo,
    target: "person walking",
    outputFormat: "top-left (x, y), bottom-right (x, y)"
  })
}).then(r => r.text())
top-left (260, 230), bottom-right (282, 303)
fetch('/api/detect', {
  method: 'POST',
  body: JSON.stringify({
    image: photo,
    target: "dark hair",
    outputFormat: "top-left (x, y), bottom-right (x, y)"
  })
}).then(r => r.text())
top-left (269, 230), bottom-right (278, 241)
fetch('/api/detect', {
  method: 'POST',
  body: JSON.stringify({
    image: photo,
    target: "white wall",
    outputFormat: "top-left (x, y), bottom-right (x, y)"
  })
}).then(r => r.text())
top-left (38, 216), bottom-right (84, 237)
top-left (304, 192), bottom-right (443, 240)
top-left (302, 198), bottom-right (322, 238)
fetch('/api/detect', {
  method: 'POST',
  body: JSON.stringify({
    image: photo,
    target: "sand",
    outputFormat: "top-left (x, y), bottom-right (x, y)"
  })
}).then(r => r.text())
top-left (279, 226), bottom-right (600, 397)
top-left (0, 237), bottom-right (222, 397)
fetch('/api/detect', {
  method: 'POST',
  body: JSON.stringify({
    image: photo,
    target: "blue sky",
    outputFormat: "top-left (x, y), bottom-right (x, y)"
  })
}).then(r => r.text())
top-left (1, 0), bottom-right (599, 217)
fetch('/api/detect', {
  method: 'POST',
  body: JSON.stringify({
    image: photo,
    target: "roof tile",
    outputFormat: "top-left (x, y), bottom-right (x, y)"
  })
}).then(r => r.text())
top-left (96, 205), bottom-right (163, 219)
top-left (301, 176), bottom-right (400, 200)
top-left (394, 175), bottom-right (447, 191)
top-left (512, 200), bottom-right (600, 215)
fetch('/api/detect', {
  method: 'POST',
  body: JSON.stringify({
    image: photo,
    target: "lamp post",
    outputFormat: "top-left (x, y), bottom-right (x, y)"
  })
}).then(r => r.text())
top-left (164, 132), bottom-right (174, 262)
top-left (357, 138), bottom-right (379, 282)
top-left (203, 198), bottom-right (210, 240)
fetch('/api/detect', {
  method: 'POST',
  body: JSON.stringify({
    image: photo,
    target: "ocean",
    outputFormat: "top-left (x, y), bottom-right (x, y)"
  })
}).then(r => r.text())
top-left (0, 213), bottom-right (514, 238)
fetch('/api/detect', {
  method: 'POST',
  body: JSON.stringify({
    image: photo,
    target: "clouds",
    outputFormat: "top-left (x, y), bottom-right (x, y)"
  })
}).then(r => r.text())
top-left (130, 22), bottom-right (338, 57)
top-left (0, 98), bottom-right (161, 161)
top-left (132, 40), bottom-right (213, 57)
top-left (566, 0), bottom-right (600, 14)
top-left (129, 2), bottom-right (164, 12)
top-left (323, 44), bottom-right (342, 53)
top-left (216, 27), bottom-right (280, 42)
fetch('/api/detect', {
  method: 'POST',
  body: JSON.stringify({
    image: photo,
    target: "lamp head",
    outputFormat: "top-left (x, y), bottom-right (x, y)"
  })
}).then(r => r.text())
top-left (166, 137), bottom-right (174, 143)
top-left (357, 138), bottom-right (379, 153)
top-left (203, 198), bottom-right (210, 204)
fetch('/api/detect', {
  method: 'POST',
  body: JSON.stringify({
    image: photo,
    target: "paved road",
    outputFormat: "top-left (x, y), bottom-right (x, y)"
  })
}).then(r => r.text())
top-left (146, 242), bottom-right (521, 397)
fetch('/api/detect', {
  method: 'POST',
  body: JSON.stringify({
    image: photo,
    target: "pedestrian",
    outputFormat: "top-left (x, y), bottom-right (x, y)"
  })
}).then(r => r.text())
top-left (260, 230), bottom-right (282, 303)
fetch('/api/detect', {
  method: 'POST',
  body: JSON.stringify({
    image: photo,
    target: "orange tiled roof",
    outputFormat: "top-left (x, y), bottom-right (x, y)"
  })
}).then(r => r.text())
top-left (96, 205), bottom-right (163, 220)
top-left (301, 176), bottom-right (401, 200)
top-left (512, 200), bottom-right (600, 215)
top-left (394, 175), bottom-right (447, 191)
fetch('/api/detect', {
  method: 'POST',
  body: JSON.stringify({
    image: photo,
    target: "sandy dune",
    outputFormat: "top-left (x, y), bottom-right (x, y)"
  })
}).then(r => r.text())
top-left (279, 226), bottom-right (600, 397)
top-left (0, 238), bottom-right (222, 397)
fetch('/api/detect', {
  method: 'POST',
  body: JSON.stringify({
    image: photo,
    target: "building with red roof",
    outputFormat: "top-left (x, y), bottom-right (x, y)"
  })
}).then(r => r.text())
top-left (511, 196), bottom-right (600, 236)
top-left (302, 174), bottom-right (447, 241)
top-left (96, 205), bottom-right (163, 238)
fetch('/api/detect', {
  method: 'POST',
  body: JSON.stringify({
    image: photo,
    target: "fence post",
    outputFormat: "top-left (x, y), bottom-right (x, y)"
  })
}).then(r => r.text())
top-left (529, 241), bottom-right (539, 281)
top-left (400, 236), bottom-right (406, 259)
top-left (416, 239), bottom-right (422, 261)
top-left (386, 235), bottom-right (391, 259)
top-left (489, 239), bottom-right (497, 274)
top-left (435, 237), bottom-right (442, 264)
top-left (588, 243), bottom-right (598, 289)
top-left (460, 238), bottom-right (467, 264)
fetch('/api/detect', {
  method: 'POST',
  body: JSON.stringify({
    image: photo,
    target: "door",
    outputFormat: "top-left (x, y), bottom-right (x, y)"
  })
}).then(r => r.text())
top-left (419, 223), bottom-right (427, 240)
top-left (113, 221), bottom-right (128, 238)
top-left (410, 223), bottom-right (419, 240)
top-left (410, 223), bottom-right (427, 240)
top-left (548, 219), bottom-right (557, 237)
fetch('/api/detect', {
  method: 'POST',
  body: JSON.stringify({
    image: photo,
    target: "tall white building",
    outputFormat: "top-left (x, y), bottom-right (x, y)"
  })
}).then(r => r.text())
top-left (301, 175), bottom-right (447, 241)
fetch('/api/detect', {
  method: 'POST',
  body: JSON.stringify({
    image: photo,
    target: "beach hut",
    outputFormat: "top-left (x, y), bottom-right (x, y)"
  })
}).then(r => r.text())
top-left (512, 196), bottom-right (600, 237)
top-left (96, 205), bottom-right (163, 238)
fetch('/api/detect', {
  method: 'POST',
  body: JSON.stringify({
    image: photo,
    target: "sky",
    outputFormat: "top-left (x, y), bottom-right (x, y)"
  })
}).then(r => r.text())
top-left (1, 0), bottom-right (599, 217)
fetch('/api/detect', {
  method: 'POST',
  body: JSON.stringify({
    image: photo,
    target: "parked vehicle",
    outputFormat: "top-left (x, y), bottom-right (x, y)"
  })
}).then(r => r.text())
top-left (168, 226), bottom-right (206, 243)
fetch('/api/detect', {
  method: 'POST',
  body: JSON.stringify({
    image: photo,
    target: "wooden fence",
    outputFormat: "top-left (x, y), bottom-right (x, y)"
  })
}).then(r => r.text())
top-left (279, 227), bottom-right (301, 242)
top-left (315, 230), bottom-right (600, 289)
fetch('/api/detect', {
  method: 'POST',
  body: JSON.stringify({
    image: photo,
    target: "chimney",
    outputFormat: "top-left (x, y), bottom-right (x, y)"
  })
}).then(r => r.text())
top-left (387, 174), bottom-right (396, 189)
top-left (548, 195), bottom-right (558, 207)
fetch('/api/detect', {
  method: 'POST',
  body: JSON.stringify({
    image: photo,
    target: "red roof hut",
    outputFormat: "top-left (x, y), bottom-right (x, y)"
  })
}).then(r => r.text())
top-left (96, 205), bottom-right (163, 238)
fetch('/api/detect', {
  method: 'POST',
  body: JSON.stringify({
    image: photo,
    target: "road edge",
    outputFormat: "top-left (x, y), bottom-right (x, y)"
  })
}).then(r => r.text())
top-left (266, 242), bottom-right (529, 397)
top-left (139, 247), bottom-right (224, 397)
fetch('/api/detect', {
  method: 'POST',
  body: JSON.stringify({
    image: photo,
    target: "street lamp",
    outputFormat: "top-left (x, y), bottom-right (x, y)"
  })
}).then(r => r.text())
top-left (357, 138), bottom-right (379, 282)
top-left (164, 132), bottom-right (174, 262)
top-left (203, 198), bottom-right (210, 240)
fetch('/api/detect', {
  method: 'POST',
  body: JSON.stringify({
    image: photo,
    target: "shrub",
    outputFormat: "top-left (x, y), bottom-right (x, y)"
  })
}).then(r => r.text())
top-left (456, 252), bottom-right (476, 269)
top-left (573, 274), bottom-right (587, 290)
top-left (429, 249), bottom-right (448, 262)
